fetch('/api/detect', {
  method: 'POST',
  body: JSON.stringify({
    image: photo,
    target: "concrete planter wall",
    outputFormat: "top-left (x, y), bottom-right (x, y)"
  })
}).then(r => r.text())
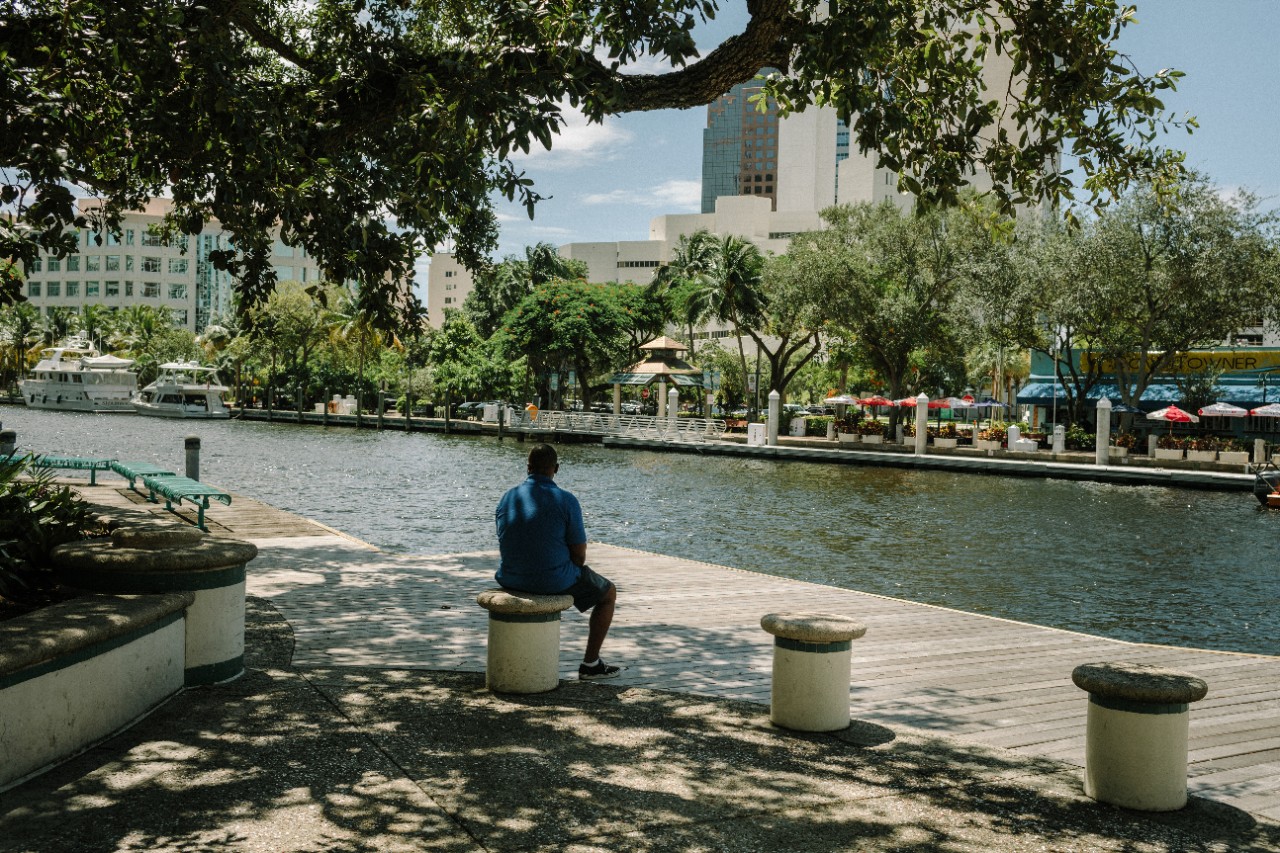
top-left (932, 437), bottom-right (958, 449)
top-left (860, 434), bottom-right (884, 445)
top-left (975, 439), bottom-right (1002, 452)
top-left (1154, 448), bottom-right (1185, 461)
top-left (1109, 446), bottom-right (1129, 459)
top-left (0, 593), bottom-right (192, 791)
top-left (1219, 451), bottom-right (1250, 465)
top-left (1186, 450), bottom-right (1217, 463)
top-left (837, 433), bottom-right (859, 444)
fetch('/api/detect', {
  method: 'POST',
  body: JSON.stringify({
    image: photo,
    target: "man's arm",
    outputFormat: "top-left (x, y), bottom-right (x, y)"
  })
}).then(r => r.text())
top-left (569, 542), bottom-right (587, 568)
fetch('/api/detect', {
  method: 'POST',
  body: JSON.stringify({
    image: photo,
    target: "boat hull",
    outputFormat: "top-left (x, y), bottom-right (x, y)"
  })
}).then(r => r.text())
top-left (18, 381), bottom-right (136, 413)
top-left (132, 402), bottom-right (230, 419)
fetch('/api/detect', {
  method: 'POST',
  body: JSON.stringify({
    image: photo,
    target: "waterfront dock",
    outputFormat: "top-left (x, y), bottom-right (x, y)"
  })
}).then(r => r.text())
top-left (231, 406), bottom-right (1257, 493)
top-left (66, 482), bottom-right (1280, 824)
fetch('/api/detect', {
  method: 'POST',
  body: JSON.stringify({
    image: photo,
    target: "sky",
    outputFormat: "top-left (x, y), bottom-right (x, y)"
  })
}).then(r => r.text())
top-left (423, 0), bottom-right (1280, 283)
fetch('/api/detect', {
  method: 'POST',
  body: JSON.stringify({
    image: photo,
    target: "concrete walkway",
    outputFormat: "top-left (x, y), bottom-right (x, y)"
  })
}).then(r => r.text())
top-left (3, 489), bottom-right (1279, 852)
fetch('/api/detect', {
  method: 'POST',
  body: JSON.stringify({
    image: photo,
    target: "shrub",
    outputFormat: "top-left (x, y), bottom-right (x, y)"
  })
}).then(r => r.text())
top-left (0, 456), bottom-right (94, 606)
top-left (1156, 433), bottom-right (1185, 450)
top-left (805, 416), bottom-right (833, 436)
top-left (1064, 424), bottom-right (1095, 451)
top-left (857, 419), bottom-right (886, 436)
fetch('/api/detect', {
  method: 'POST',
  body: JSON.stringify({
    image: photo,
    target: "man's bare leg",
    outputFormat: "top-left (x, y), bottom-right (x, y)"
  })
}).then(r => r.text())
top-left (584, 584), bottom-right (616, 662)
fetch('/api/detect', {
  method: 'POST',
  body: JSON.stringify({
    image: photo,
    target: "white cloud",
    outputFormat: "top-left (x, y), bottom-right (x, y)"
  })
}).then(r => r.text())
top-left (512, 107), bottom-right (633, 169)
top-left (581, 179), bottom-right (701, 210)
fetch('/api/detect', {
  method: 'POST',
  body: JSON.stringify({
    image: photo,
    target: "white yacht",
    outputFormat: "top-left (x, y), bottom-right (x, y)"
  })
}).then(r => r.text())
top-left (132, 362), bottom-right (231, 419)
top-left (20, 337), bottom-right (138, 412)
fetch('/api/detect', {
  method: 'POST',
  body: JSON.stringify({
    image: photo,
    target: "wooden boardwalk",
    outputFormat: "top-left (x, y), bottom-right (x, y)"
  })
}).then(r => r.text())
top-left (69, 481), bottom-right (1280, 821)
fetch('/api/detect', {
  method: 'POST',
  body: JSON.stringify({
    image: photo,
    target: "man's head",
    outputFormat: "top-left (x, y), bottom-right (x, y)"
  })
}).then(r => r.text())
top-left (527, 444), bottom-right (559, 477)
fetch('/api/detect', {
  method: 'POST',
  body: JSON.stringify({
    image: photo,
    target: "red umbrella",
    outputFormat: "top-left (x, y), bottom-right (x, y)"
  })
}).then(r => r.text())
top-left (896, 397), bottom-right (948, 409)
top-left (1147, 405), bottom-right (1199, 423)
top-left (858, 395), bottom-right (896, 407)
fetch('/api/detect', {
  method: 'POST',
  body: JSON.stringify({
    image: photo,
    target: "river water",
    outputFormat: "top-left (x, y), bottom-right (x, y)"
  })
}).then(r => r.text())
top-left (7, 407), bottom-right (1278, 656)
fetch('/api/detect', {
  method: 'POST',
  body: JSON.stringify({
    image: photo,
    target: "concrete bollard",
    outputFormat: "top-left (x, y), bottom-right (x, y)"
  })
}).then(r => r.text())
top-left (476, 588), bottom-right (574, 694)
top-left (0, 429), bottom-right (15, 457)
top-left (1148, 434), bottom-right (1159, 458)
top-left (1255, 438), bottom-right (1268, 464)
top-left (185, 435), bottom-right (200, 481)
top-left (760, 612), bottom-right (866, 732)
top-left (914, 394), bottom-right (928, 455)
top-left (1052, 423), bottom-right (1065, 454)
top-left (1095, 398), bottom-right (1112, 466)
top-left (1072, 661), bottom-right (1208, 811)
top-left (51, 526), bottom-right (258, 686)
top-left (767, 389), bottom-right (780, 446)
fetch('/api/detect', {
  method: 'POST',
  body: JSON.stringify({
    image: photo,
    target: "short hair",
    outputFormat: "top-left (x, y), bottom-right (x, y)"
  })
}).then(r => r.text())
top-left (528, 444), bottom-right (558, 474)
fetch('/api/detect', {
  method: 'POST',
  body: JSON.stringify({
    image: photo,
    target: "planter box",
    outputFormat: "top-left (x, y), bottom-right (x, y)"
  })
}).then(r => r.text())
top-left (1154, 448), bottom-right (1184, 461)
top-left (838, 433), bottom-right (859, 444)
top-left (1108, 446), bottom-right (1129, 459)
top-left (974, 439), bottom-right (1002, 452)
top-left (932, 437), bottom-right (958, 449)
top-left (1219, 451), bottom-right (1250, 465)
top-left (860, 434), bottom-right (884, 445)
top-left (1186, 449), bottom-right (1218, 462)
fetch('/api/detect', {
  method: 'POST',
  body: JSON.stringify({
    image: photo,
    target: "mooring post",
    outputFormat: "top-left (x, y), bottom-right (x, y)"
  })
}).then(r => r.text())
top-left (185, 435), bottom-right (201, 481)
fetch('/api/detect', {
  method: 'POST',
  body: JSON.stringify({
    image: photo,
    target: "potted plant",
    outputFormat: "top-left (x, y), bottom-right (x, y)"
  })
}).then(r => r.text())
top-left (1218, 436), bottom-right (1250, 466)
top-left (1186, 434), bottom-right (1219, 462)
top-left (1154, 433), bottom-right (1185, 461)
top-left (933, 422), bottom-right (959, 449)
top-left (975, 422), bottom-right (1006, 452)
top-left (1110, 431), bottom-right (1136, 459)
top-left (857, 418), bottom-right (886, 444)
top-left (835, 415), bottom-right (859, 444)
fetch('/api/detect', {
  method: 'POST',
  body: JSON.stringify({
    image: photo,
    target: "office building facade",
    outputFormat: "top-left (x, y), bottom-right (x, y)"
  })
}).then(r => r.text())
top-left (18, 198), bottom-right (322, 333)
top-left (701, 76), bottom-right (781, 213)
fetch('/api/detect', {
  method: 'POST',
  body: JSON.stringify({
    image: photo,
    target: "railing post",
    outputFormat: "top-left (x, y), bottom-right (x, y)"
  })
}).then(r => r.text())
top-left (1, 429), bottom-right (16, 456)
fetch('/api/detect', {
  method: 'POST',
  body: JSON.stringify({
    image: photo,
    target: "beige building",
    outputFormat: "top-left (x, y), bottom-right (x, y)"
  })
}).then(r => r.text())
top-left (19, 198), bottom-right (323, 333)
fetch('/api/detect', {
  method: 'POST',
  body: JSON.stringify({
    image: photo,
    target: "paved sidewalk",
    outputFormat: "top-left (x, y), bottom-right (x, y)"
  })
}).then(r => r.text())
top-left (2, 596), bottom-right (1277, 852)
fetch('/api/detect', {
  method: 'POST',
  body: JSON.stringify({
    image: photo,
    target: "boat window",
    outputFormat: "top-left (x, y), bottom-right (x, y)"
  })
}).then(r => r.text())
top-left (160, 394), bottom-right (182, 404)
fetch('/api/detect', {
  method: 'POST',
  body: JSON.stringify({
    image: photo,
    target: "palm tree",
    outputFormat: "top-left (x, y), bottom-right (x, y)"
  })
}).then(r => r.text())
top-left (77, 304), bottom-right (109, 350)
top-left (0, 303), bottom-right (41, 392)
top-left (328, 288), bottom-right (384, 416)
top-left (39, 306), bottom-right (77, 347)
top-left (694, 235), bottom-right (767, 411)
top-left (650, 230), bottom-right (717, 359)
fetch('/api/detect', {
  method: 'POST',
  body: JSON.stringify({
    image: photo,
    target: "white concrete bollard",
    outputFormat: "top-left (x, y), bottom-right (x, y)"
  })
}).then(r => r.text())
top-left (1072, 661), bottom-right (1208, 811)
top-left (476, 588), bottom-right (574, 694)
top-left (767, 389), bottom-right (780, 446)
top-left (51, 526), bottom-right (258, 686)
top-left (914, 394), bottom-right (928, 455)
top-left (761, 612), bottom-right (866, 732)
top-left (1095, 398), bottom-right (1112, 466)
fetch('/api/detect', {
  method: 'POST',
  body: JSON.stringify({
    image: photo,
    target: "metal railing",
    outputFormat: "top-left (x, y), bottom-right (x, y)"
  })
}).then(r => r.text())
top-left (512, 410), bottom-right (727, 444)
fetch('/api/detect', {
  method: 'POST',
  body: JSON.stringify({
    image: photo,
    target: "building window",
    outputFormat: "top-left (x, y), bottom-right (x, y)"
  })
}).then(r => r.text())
top-left (618, 260), bottom-right (659, 268)
top-left (46, 257), bottom-right (60, 272)
top-left (85, 256), bottom-right (101, 272)
top-left (168, 283), bottom-right (187, 299)
top-left (169, 258), bottom-right (189, 274)
top-left (126, 229), bottom-right (135, 245)
top-left (105, 255), bottom-right (120, 271)
top-left (124, 255), bottom-right (134, 272)
top-left (172, 309), bottom-right (188, 325)
top-left (28, 258), bottom-right (41, 273)
top-left (444, 297), bottom-right (454, 305)
top-left (444, 270), bottom-right (454, 278)
top-left (142, 256), bottom-right (161, 273)
top-left (105, 281), bottom-right (120, 297)
top-left (27, 282), bottom-right (39, 297)
top-left (141, 231), bottom-right (164, 247)
top-left (46, 281), bottom-right (60, 296)
top-left (124, 281), bottom-right (134, 297)
top-left (66, 281), bottom-right (80, 297)
top-left (144, 282), bottom-right (160, 298)
top-left (66, 255), bottom-right (79, 272)
top-left (86, 281), bottom-right (100, 296)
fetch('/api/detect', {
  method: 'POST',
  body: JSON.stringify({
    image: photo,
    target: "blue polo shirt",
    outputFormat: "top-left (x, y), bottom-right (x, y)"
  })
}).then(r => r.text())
top-left (495, 474), bottom-right (586, 594)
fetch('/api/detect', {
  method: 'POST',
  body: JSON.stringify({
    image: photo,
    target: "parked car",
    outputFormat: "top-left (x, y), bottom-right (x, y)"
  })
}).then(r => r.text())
top-left (590, 401), bottom-right (612, 413)
top-left (453, 401), bottom-right (483, 419)
top-left (621, 401), bottom-right (642, 414)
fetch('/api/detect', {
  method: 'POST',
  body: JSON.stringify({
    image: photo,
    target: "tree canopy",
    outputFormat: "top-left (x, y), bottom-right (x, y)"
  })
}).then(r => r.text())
top-left (3, 0), bottom-right (1190, 324)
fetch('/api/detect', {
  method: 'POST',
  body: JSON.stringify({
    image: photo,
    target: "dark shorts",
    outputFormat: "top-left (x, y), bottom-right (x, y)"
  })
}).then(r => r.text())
top-left (562, 564), bottom-right (613, 613)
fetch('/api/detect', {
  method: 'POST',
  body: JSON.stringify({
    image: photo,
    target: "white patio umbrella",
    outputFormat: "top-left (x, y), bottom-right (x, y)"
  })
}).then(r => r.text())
top-left (823, 394), bottom-right (859, 405)
top-left (1198, 402), bottom-right (1248, 418)
top-left (1250, 403), bottom-right (1280, 417)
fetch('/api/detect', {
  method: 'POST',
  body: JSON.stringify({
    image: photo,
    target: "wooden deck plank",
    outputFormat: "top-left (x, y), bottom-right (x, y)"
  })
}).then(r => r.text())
top-left (62, 482), bottom-right (1280, 820)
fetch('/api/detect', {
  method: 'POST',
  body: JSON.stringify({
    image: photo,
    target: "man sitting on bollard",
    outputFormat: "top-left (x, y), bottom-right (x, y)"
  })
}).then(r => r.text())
top-left (496, 443), bottom-right (621, 680)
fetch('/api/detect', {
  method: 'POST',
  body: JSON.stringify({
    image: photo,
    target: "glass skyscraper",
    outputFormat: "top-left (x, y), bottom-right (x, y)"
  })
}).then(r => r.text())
top-left (701, 74), bottom-right (780, 214)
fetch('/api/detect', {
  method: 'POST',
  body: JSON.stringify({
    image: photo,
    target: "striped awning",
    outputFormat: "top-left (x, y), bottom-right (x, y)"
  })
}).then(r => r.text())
top-left (606, 373), bottom-right (705, 387)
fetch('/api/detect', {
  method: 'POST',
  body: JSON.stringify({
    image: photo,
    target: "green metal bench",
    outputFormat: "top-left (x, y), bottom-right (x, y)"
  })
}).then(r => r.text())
top-left (141, 475), bottom-right (231, 531)
top-left (3, 454), bottom-right (116, 485)
top-left (110, 460), bottom-right (178, 494)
